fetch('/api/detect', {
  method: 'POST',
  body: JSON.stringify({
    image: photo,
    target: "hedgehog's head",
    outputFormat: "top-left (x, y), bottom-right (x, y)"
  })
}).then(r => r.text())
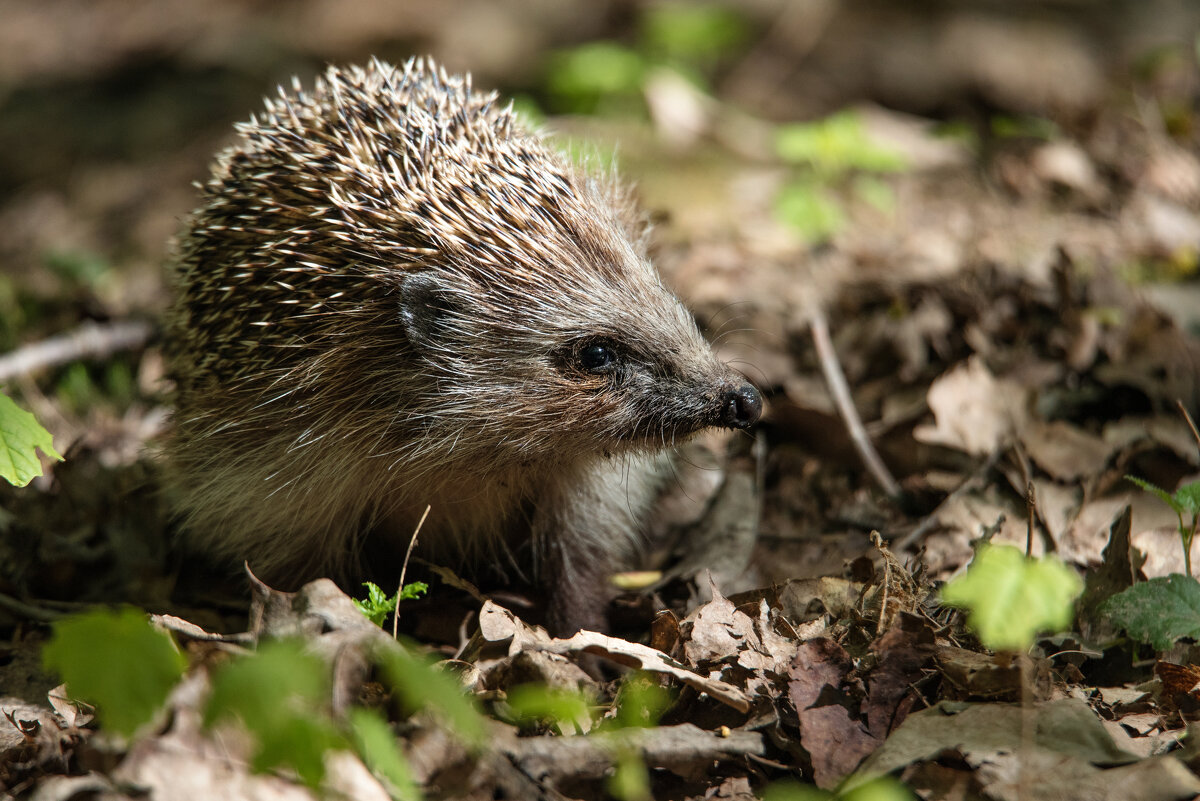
top-left (396, 246), bottom-right (761, 465)
top-left (384, 107), bottom-right (761, 463)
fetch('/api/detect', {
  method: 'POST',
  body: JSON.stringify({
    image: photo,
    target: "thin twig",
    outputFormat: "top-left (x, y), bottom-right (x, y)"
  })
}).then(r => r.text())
top-left (0, 320), bottom-right (153, 383)
top-left (1026, 481), bottom-right (1036, 558)
top-left (896, 449), bottom-right (1003, 551)
top-left (872, 531), bottom-right (890, 636)
top-left (1177, 399), bottom-right (1200, 454)
top-left (809, 307), bottom-right (902, 499)
top-left (0, 592), bottom-right (64, 622)
top-left (1019, 652), bottom-right (1035, 801)
top-left (1010, 441), bottom-right (1036, 557)
top-left (392, 504), bottom-right (431, 639)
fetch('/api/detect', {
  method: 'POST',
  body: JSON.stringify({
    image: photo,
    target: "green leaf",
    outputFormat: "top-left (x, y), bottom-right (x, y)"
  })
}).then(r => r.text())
top-left (853, 175), bottom-right (896, 215)
top-left (940, 544), bottom-right (1083, 651)
top-left (252, 715), bottom-right (344, 787)
top-left (761, 782), bottom-right (831, 801)
top-left (55, 362), bottom-right (96, 415)
top-left (376, 644), bottom-right (485, 746)
top-left (205, 639), bottom-right (345, 788)
top-left (989, 114), bottom-right (1058, 141)
top-left (1126, 475), bottom-right (1179, 514)
top-left (348, 708), bottom-right (421, 801)
top-left (609, 672), bottom-right (672, 730)
top-left (773, 179), bottom-right (845, 243)
top-left (640, 3), bottom-right (749, 67)
top-left (355, 582), bottom-right (429, 627)
top-left (44, 249), bottom-right (112, 286)
top-left (355, 582), bottom-right (398, 627)
top-left (841, 777), bottom-right (918, 801)
top-left (507, 684), bottom-right (593, 733)
top-left (1174, 482), bottom-right (1200, 515)
top-left (0, 392), bottom-right (63, 487)
top-left (1101, 574), bottom-right (1200, 650)
top-left (399, 581), bottom-right (428, 602)
top-left (775, 112), bottom-right (908, 175)
top-left (42, 608), bottom-right (185, 738)
top-left (546, 43), bottom-right (646, 113)
top-left (608, 747), bottom-right (651, 801)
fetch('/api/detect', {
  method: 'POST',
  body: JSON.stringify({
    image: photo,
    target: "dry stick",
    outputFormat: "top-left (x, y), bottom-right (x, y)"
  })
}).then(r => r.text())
top-left (1026, 481), bottom-right (1037, 558)
top-left (896, 449), bottom-right (1003, 550)
top-left (1177, 399), bottom-right (1200, 452)
top-left (0, 591), bottom-right (63, 622)
top-left (809, 308), bottom-right (902, 499)
top-left (0, 320), bottom-right (153, 383)
top-left (1009, 439), bottom-right (1039, 557)
top-left (872, 530), bottom-right (890, 636)
top-left (392, 504), bottom-right (432, 639)
top-left (1019, 651), bottom-right (1035, 801)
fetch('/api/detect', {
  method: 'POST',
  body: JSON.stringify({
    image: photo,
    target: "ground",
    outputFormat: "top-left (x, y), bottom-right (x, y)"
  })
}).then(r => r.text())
top-left (1, 2), bottom-right (1200, 800)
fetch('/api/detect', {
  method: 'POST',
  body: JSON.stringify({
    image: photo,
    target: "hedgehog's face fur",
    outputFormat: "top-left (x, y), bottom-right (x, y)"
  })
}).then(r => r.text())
top-left (169, 58), bottom-right (759, 478)
top-left (396, 238), bottom-right (749, 463)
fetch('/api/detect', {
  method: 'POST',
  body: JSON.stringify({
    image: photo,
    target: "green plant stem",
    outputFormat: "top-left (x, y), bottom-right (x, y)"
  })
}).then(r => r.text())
top-left (1185, 516), bottom-right (1196, 577)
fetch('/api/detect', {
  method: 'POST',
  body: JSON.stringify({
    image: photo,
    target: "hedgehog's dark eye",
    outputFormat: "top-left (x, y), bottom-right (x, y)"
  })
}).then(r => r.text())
top-left (579, 342), bottom-right (616, 372)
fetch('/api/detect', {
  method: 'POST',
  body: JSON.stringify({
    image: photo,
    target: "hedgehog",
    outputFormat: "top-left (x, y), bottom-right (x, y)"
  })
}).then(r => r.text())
top-left (164, 57), bottom-right (761, 635)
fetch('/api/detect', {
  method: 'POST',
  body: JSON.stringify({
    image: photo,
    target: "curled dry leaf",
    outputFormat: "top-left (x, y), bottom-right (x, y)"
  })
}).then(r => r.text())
top-left (475, 600), bottom-right (751, 713)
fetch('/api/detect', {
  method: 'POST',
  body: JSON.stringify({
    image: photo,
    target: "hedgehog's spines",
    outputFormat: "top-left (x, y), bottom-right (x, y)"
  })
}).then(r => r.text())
top-left (166, 57), bottom-right (759, 632)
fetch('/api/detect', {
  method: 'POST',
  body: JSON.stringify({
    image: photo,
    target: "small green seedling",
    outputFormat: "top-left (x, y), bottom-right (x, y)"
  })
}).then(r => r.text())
top-left (775, 112), bottom-right (908, 176)
top-left (354, 580), bottom-right (428, 627)
top-left (0, 392), bottom-right (62, 487)
top-left (940, 543), bottom-right (1083, 652)
top-left (1097, 476), bottom-right (1200, 651)
top-left (1126, 475), bottom-right (1199, 577)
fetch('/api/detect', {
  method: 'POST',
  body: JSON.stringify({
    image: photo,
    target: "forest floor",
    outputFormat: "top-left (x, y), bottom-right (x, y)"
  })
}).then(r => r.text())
top-left (1, 2), bottom-right (1200, 800)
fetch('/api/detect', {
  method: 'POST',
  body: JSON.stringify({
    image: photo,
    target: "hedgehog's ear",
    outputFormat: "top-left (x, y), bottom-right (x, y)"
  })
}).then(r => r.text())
top-left (398, 271), bottom-right (462, 349)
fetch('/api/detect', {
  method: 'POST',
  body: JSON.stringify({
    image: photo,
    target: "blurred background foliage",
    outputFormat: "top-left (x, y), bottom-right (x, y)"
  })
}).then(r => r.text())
top-left (0, 0), bottom-right (1197, 421)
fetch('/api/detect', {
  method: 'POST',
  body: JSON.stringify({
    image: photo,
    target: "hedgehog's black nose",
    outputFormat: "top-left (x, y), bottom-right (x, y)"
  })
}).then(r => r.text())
top-left (721, 383), bottom-right (762, 429)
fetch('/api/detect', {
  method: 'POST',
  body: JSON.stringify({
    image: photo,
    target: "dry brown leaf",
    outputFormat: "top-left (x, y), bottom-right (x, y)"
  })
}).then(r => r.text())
top-left (1157, 661), bottom-right (1200, 702)
top-left (787, 638), bottom-right (879, 788)
top-left (865, 614), bottom-right (936, 738)
top-left (1031, 478), bottom-right (1081, 549)
top-left (937, 646), bottom-right (1022, 700)
top-left (1020, 420), bottom-right (1113, 482)
top-left (914, 358), bottom-right (1028, 456)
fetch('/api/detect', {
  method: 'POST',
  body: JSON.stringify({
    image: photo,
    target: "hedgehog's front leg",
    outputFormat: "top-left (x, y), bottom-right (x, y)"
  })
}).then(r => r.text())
top-left (535, 454), bottom-right (667, 636)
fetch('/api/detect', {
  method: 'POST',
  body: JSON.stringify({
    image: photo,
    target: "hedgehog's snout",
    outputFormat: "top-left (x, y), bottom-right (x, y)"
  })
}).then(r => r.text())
top-left (719, 383), bottom-right (762, 430)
